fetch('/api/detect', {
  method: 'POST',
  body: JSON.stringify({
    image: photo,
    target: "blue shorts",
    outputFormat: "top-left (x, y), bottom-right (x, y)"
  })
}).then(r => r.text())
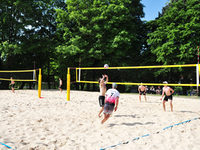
top-left (104, 102), bottom-right (115, 114)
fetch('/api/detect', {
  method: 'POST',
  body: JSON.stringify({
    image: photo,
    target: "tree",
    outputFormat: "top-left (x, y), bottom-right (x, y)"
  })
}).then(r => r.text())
top-left (55, 0), bottom-right (146, 91)
top-left (56, 0), bottom-right (145, 67)
top-left (147, 0), bottom-right (200, 65)
top-left (0, 0), bottom-right (66, 89)
top-left (147, 0), bottom-right (200, 94)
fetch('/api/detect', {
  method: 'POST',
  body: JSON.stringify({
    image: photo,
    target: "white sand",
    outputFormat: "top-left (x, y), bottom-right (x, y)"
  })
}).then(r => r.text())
top-left (0, 90), bottom-right (200, 150)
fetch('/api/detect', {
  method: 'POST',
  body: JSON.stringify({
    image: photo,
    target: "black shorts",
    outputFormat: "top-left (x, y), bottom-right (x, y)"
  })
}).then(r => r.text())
top-left (164, 95), bottom-right (173, 101)
top-left (11, 84), bottom-right (15, 88)
top-left (140, 91), bottom-right (146, 95)
top-left (59, 85), bottom-right (63, 88)
top-left (99, 96), bottom-right (105, 107)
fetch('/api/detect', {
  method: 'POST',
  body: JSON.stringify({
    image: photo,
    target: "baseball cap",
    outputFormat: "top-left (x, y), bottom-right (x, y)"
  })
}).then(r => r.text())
top-left (163, 81), bottom-right (168, 84)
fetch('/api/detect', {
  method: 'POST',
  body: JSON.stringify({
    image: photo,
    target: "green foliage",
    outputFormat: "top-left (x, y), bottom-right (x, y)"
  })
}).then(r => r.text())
top-left (0, 0), bottom-right (64, 69)
top-left (0, 41), bottom-right (21, 59)
top-left (56, 0), bottom-right (145, 67)
top-left (1, 0), bottom-right (199, 92)
top-left (174, 86), bottom-right (183, 95)
top-left (147, 0), bottom-right (200, 65)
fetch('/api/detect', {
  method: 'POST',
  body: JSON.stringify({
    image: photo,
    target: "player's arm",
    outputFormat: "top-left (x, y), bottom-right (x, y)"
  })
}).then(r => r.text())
top-left (99, 75), bottom-right (104, 84)
top-left (104, 75), bottom-right (108, 84)
top-left (114, 97), bottom-right (119, 111)
top-left (170, 88), bottom-right (174, 94)
top-left (160, 88), bottom-right (164, 100)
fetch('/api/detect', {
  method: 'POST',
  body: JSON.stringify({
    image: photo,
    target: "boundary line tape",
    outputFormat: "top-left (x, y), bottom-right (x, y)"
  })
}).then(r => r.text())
top-left (0, 142), bottom-right (16, 150)
top-left (100, 117), bottom-right (200, 150)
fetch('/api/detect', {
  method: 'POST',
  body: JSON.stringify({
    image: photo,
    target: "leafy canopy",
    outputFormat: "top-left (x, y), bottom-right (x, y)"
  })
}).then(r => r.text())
top-left (147, 0), bottom-right (200, 65)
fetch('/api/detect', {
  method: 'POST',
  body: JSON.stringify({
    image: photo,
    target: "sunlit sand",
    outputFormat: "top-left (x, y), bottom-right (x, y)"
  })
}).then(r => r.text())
top-left (0, 90), bottom-right (200, 150)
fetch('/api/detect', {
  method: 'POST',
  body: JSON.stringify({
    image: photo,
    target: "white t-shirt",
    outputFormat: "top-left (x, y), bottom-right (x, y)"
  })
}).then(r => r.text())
top-left (105, 88), bottom-right (120, 104)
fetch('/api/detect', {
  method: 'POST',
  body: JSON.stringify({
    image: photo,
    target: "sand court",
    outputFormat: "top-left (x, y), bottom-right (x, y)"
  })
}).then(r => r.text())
top-left (0, 90), bottom-right (200, 150)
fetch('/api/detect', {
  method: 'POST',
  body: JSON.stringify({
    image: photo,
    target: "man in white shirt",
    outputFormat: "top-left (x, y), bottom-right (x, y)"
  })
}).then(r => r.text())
top-left (101, 83), bottom-right (120, 124)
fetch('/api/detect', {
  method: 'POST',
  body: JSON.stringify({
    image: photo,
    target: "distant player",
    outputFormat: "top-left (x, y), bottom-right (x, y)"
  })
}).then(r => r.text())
top-left (160, 81), bottom-right (174, 112)
top-left (10, 77), bottom-right (15, 93)
top-left (101, 83), bottom-right (120, 124)
top-left (98, 74), bottom-right (108, 117)
top-left (138, 84), bottom-right (147, 102)
top-left (59, 78), bottom-right (63, 92)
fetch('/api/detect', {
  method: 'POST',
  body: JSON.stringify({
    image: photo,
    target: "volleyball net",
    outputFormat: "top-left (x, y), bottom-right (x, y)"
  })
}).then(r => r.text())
top-left (0, 68), bottom-right (42, 98)
top-left (66, 64), bottom-right (200, 100)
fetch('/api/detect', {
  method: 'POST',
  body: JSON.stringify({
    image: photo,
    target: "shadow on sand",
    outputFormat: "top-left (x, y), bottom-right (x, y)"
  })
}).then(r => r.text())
top-left (108, 121), bottom-right (155, 127)
top-left (114, 114), bottom-right (139, 118)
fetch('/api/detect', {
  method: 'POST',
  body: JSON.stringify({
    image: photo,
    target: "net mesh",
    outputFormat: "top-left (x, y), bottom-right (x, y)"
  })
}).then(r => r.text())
top-left (76, 65), bottom-right (197, 86)
top-left (0, 69), bottom-right (37, 81)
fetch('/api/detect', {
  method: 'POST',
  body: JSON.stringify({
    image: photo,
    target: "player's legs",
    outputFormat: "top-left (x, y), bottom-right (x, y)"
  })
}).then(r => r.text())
top-left (139, 94), bottom-right (141, 102)
top-left (11, 85), bottom-right (15, 93)
top-left (98, 96), bottom-right (105, 117)
top-left (144, 94), bottom-right (147, 102)
top-left (101, 103), bottom-right (114, 124)
top-left (101, 114), bottom-right (110, 124)
top-left (169, 100), bottom-right (173, 112)
top-left (98, 107), bottom-right (104, 117)
top-left (59, 85), bottom-right (62, 92)
top-left (162, 100), bottom-right (166, 111)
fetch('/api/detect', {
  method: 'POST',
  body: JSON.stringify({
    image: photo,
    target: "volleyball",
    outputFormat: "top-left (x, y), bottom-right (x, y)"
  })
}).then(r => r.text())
top-left (104, 64), bottom-right (109, 68)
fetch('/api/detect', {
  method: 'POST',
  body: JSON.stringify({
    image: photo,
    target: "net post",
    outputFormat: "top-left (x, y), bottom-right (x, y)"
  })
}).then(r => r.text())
top-left (38, 68), bottom-right (42, 98)
top-left (76, 68), bottom-right (78, 82)
top-left (79, 68), bottom-right (81, 82)
top-left (197, 64), bottom-right (200, 96)
top-left (67, 67), bottom-right (70, 101)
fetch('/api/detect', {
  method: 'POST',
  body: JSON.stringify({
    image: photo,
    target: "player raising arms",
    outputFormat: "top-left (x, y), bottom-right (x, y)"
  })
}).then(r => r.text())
top-left (98, 74), bottom-right (108, 117)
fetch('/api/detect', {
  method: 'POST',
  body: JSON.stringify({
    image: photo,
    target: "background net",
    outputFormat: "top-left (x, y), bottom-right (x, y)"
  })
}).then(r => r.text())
top-left (0, 70), bottom-right (37, 81)
top-left (0, 69), bottom-right (38, 90)
top-left (72, 65), bottom-right (198, 96)
top-left (77, 67), bottom-right (196, 85)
